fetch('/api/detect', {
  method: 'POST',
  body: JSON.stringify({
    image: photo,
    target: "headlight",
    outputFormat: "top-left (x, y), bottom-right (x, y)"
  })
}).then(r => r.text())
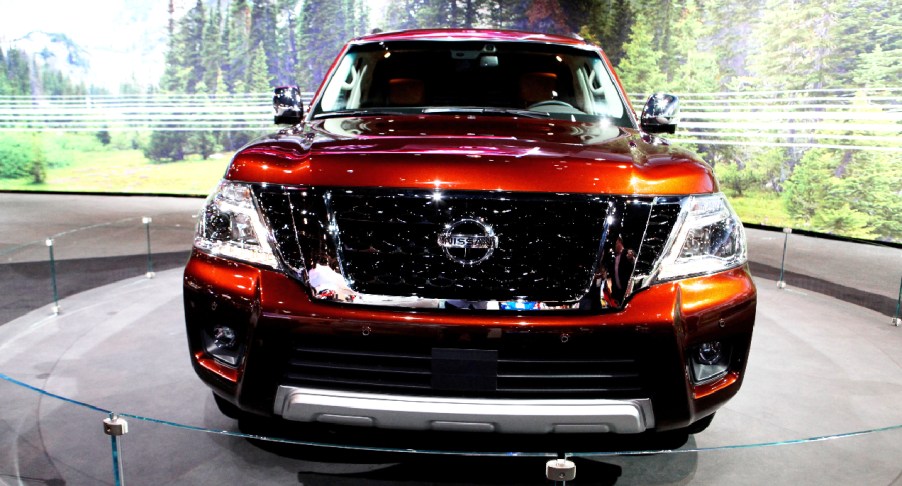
top-left (655, 193), bottom-right (746, 281)
top-left (195, 181), bottom-right (278, 268)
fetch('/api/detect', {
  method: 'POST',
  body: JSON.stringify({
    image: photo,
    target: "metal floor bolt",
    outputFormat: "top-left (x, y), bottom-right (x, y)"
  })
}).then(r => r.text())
top-left (546, 458), bottom-right (576, 482)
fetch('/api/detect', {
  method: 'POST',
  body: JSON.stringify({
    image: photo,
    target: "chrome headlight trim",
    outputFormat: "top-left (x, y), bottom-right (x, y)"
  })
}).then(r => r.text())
top-left (194, 180), bottom-right (279, 268)
top-left (653, 193), bottom-right (747, 283)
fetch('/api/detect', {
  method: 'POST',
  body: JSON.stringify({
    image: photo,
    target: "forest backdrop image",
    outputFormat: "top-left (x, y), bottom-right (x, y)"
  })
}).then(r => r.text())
top-left (0, 0), bottom-right (899, 242)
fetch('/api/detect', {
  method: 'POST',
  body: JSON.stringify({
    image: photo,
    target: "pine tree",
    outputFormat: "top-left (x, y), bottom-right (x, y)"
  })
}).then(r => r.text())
top-left (526, 0), bottom-right (570, 34)
top-left (343, 0), bottom-right (358, 36)
top-left (356, 0), bottom-right (370, 34)
top-left (190, 81), bottom-right (219, 159)
top-left (576, 0), bottom-right (632, 65)
top-left (667, 0), bottom-right (718, 93)
top-left (296, 0), bottom-right (357, 90)
top-left (383, 0), bottom-right (425, 30)
top-left (246, 44), bottom-right (273, 92)
top-left (6, 49), bottom-right (31, 95)
top-left (782, 149), bottom-right (845, 224)
top-left (650, 0), bottom-right (682, 89)
top-left (829, 0), bottom-right (902, 87)
top-left (183, 0), bottom-right (208, 94)
top-left (839, 152), bottom-right (902, 241)
top-left (749, 0), bottom-right (835, 91)
top-left (463, 0), bottom-right (478, 27)
top-left (225, 0), bottom-right (252, 93)
top-left (852, 44), bottom-right (902, 87)
top-left (487, 0), bottom-right (523, 29)
top-left (701, 0), bottom-right (763, 90)
top-left (0, 48), bottom-right (11, 96)
top-left (828, 92), bottom-right (902, 241)
top-left (744, 0), bottom-right (837, 183)
top-left (147, 1), bottom-right (194, 161)
top-left (220, 1), bottom-right (233, 89)
top-left (616, 12), bottom-right (666, 94)
top-left (203, 0), bottom-right (224, 94)
top-left (160, 7), bottom-right (187, 92)
top-left (250, 0), bottom-right (280, 83)
top-left (274, 0), bottom-right (301, 86)
top-left (406, 0), bottom-right (509, 29)
top-left (30, 133), bottom-right (47, 184)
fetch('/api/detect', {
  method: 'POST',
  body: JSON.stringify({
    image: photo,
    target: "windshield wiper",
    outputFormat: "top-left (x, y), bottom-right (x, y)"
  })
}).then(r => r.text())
top-left (421, 107), bottom-right (551, 119)
top-left (313, 109), bottom-right (410, 119)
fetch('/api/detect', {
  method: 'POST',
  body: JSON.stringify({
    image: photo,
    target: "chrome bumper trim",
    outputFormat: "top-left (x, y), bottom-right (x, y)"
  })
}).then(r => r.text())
top-left (274, 386), bottom-right (654, 434)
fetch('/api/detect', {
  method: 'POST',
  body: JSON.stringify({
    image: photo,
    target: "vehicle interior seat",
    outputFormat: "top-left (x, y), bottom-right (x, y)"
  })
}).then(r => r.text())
top-left (519, 72), bottom-right (557, 107)
top-left (388, 78), bottom-right (425, 106)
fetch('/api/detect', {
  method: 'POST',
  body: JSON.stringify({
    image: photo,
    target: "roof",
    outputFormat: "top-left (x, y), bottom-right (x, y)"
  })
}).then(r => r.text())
top-left (352, 28), bottom-right (593, 48)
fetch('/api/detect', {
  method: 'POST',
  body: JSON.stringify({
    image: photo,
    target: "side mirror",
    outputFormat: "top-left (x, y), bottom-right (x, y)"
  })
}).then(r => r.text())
top-left (640, 93), bottom-right (679, 134)
top-left (274, 86), bottom-right (303, 125)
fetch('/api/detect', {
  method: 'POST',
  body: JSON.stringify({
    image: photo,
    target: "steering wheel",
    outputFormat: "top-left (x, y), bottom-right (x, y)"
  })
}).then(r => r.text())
top-left (527, 100), bottom-right (575, 110)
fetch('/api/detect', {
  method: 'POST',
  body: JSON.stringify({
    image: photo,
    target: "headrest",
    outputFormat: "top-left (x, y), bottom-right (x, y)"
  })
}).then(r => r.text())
top-left (388, 78), bottom-right (425, 106)
top-left (519, 72), bottom-right (557, 105)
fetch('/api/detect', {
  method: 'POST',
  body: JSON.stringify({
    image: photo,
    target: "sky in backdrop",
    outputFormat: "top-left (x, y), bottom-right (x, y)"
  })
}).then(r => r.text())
top-left (0, 0), bottom-right (388, 91)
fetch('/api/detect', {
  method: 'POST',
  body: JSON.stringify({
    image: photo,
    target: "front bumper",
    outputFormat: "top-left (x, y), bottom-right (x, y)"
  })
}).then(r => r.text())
top-left (275, 387), bottom-right (655, 433)
top-left (184, 250), bottom-right (757, 432)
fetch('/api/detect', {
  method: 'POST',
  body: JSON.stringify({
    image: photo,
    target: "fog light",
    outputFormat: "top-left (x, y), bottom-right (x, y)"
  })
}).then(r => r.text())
top-left (690, 341), bottom-right (730, 384)
top-left (203, 325), bottom-right (243, 367)
top-left (696, 342), bottom-right (722, 365)
top-left (213, 325), bottom-right (237, 349)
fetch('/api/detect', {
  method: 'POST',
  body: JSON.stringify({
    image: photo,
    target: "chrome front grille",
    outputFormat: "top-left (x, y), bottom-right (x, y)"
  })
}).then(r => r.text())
top-left (255, 186), bottom-right (683, 308)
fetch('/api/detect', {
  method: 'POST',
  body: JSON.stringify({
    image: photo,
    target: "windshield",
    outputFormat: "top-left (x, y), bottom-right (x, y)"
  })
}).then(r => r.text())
top-left (312, 40), bottom-right (634, 126)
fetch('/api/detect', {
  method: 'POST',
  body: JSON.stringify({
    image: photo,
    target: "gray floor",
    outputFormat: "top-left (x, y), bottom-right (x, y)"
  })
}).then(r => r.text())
top-left (0, 192), bottom-right (202, 263)
top-left (1, 193), bottom-right (902, 485)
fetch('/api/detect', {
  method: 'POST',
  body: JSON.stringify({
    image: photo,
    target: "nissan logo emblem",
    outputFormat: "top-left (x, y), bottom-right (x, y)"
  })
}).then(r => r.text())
top-left (437, 218), bottom-right (498, 265)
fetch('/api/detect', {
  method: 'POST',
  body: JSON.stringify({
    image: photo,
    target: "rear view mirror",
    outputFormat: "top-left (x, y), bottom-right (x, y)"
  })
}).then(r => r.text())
top-left (274, 86), bottom-right (303, 125)
top-left (640, 93), bottom-right (680, 134)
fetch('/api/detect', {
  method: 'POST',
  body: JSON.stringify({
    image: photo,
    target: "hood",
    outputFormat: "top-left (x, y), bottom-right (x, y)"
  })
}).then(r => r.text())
top-left (226, 115), bottom-right (717, 195)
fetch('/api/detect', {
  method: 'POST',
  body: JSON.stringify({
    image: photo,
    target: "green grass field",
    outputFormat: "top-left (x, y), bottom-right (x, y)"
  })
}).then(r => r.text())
top-left (0, 149), bottom-right (226, 195)
top-left (727, 191), bottom-right (793, 228)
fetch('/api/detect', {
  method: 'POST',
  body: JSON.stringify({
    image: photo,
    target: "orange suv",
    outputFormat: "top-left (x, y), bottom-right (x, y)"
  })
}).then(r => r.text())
top-left (184, 29), bottom-right (756, 435)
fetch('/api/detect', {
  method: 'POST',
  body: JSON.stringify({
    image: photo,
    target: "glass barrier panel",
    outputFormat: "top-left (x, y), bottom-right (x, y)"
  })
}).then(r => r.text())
top-left (574, 425), bottom-right (902, 485)
top-left (746, 228), bottom-right (902, 314)
top-left (0, 375), bottom-right (112, 485)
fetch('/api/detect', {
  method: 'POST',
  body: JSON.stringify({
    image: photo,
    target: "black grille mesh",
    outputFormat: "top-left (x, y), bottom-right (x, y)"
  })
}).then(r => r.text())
top-left (255, 186), bottom-right (683, 304)
top-left (329, 190), bottom-right (609, 301)
top-left (282, 331), bottom-right (647, 399)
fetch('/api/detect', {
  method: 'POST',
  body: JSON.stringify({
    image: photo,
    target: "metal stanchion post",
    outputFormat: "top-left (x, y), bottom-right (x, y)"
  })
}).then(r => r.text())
top-left (893, 276), bottom-right (901, 327)
top-left (142, 217), bottom-right (155, 279)
top-left (777, 227), bottom-right (792, 289)
top-left (103, 413), bottom-right (128, 486)
top-left (45, 238), bottom-right (60, 314)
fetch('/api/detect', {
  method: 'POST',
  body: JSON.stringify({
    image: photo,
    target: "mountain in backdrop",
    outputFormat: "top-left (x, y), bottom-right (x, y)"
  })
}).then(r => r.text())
top-left (9, 32), bottom-right (92, 85)
top-left (5, 13), bottom-right (168, 94)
